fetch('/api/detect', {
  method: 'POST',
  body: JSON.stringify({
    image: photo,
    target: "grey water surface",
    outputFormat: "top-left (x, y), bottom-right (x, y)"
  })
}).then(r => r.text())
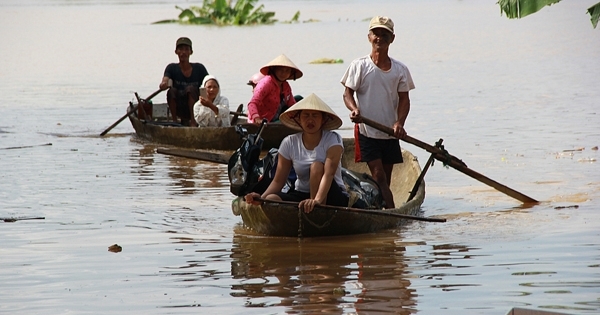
top-left (0, 0), bottom-right (599, 314)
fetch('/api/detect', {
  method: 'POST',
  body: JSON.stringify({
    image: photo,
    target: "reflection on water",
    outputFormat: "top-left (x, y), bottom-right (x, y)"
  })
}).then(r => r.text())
top-left (229, 232), bottom-right (416, 314)
top-left (130, 140), bottom-right (229, 196)
top-left (0, 0), bottom-right (599, 314)
top-left (133, 143), bottom-right (157, 179)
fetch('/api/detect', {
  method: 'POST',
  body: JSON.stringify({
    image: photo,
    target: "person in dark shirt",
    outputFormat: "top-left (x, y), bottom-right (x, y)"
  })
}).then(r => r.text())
top-left (159, 37), bottom-right (209, 127)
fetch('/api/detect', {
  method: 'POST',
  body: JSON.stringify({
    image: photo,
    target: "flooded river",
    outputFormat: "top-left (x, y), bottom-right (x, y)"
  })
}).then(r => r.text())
top-left (0, 0), bottom-right (599, 314)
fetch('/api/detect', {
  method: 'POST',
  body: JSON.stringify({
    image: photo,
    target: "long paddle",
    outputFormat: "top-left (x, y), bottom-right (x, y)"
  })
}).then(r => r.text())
top-left (255, 197), bottom-right (446, 223)
top-left (2, 216), bottom-right (45, 223)
top-left (229, 111), bottom-right (247, 117)
top-left (100, 89), bottom-right (163, 136)
top-left (0, 143), bottom-right (52, 150)
top-left (156, 147), bottom-right (230, 164)
top-left (359, 117), bottom-right (538, 204)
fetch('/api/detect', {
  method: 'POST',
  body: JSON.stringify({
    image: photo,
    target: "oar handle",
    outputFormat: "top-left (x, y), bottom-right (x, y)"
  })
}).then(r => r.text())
top-left (360, 117), bottom-right (464, 165)
top-left (229, 111), bottom-right (247, 117)
top-left (144, 89), bottom-right (163, 102)
top-left (254, 197), bottom-right (446, 223)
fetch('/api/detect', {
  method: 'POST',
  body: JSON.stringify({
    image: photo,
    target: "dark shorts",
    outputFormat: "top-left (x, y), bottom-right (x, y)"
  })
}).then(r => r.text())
top-left (275, 184), bottom-right (349, 207)
top-left (167, 86), bottom-right (199, 120)
top-left (356, 132), bottom-right (404, 164)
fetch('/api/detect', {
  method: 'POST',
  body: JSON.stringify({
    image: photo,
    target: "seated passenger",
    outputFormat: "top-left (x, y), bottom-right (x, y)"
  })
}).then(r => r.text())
top-left (247, 54), bottom-right (302, 124)
top-left (193, 75), bottom-right (230, 127)
top-left (244, 93), bottom-right (348, 213)
top-left (246, 72), bottom-right (265, 92)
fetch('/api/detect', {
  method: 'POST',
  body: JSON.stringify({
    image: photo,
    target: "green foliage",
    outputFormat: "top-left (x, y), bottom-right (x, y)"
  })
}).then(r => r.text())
top-left (309, 58), bottom-right (343, 64)
top-left (497, 0), bottom-right (600, 29)
top-left (289, 11), bottom-right (300, 23)
top-left (279, 11), bottom-right (321, 24)
top-left (588, 2), bottom-right (600, 28)
top-left (497, 0), bottom-right (561, 19)
top-left (152, 0), bottom-right (279, 26)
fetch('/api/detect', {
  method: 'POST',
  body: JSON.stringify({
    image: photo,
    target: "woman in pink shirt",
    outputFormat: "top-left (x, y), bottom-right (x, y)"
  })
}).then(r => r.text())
top-left (247, 54), bottom-right (303, 124)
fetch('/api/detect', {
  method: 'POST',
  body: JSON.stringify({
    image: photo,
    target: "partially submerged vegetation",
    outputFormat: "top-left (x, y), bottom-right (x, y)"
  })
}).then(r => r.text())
top-left (153, 0), bottom-right (302, 26)
top-left (309, 58), bottom-right (343, 64)
top-left (497, 0), bottom-right (600, 29)
top-left (155, 0), bottom-right (599, 28)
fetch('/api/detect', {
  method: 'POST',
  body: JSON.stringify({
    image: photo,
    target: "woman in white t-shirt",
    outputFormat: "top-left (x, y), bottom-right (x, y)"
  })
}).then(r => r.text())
top-left (244, 93), bottom-right (348, 213)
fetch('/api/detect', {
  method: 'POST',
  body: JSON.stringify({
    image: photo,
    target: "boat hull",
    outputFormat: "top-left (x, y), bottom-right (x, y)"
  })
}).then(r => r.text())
top-left (128, 108), bottom-right (296, 151)
top-left (232, 138), bottom-right (426, 237)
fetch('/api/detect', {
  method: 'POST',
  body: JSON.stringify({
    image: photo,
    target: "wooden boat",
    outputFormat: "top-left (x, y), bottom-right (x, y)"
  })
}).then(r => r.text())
top-left (128, 102), bottom-right (297, 151)
top-left (231, 138), bottom-right (427, 237)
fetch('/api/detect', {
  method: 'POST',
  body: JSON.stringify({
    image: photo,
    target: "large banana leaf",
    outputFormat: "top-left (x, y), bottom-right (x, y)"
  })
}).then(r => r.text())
top-left (497, 0), bottom-right (562, 19)
top-left (497, 0), bottom-right (600, 29)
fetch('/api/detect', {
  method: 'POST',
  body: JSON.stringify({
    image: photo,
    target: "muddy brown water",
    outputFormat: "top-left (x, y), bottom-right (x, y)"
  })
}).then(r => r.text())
top-left (1, 0), bottom-right (599, 314)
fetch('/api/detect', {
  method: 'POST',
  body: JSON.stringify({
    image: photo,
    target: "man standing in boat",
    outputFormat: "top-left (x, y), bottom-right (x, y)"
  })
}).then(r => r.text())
top-left (159, 37), bottom-right (209, 127)
top-left (341, 16), bottom-right (415, 209)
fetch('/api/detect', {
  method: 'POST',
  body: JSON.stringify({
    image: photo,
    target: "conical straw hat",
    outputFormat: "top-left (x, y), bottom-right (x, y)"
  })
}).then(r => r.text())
top-left (259, 54), bottom-right (303, 80)
top-left (279, 93), bottom-right (343, 131)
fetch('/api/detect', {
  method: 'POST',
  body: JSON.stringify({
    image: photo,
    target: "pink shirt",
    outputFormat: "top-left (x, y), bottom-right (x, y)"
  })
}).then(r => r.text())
top-left (247, 75), bottom-right (296, 122)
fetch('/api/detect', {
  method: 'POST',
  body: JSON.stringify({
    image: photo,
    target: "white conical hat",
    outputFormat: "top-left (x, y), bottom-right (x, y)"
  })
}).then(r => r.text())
top-left (279, 93), bottom-right (343, 131)
top-left (259, 54), bottom-right (303, 80)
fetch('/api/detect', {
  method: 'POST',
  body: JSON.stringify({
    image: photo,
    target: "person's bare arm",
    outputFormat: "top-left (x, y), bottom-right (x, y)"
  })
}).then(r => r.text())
top-left (159, 76), bottom-right (171, 90)
top-left (315, 145), bottom-right (343, 203)
top-left (393, 91), bottom-right (410, 138)
top-left (244, 154), bottom-right (292, 204)
top-left (299, 145), bottom-right (343, 213)
top-left (343, 87), bottom-right (361, 123)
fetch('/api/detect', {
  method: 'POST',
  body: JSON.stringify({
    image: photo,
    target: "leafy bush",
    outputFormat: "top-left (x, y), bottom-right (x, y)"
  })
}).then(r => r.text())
top-left (153, 0), bottom-right (278, 25)
top-left (497, 0), bottom-right (599, 29)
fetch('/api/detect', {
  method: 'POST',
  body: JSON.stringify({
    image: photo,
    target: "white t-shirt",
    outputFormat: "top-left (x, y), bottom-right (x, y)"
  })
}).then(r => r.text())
top-left (341, 55), bottom-right (415, 139)
top-left (278, 131), bottom-right (345, 193)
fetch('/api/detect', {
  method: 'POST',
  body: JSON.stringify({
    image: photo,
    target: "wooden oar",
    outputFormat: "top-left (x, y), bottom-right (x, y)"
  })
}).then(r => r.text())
top-left (156, 147), bottom-right (229, 164)
top-left (100, 89), bottom-right (163, 136)
top-left (230, 104), bottom-right (245, 125)
top-left (229, 111), bottom-right (247, 117)
top-left (359, 117), bottom-right (538, 204)
top-left (1, 216), bottom-right (45, 222)
top-left (407, 139), bottom-right (441, 202)
top-left (0, 143), bottom-right (52, 150)
top-left (255, 197), bottom-right (446, 223)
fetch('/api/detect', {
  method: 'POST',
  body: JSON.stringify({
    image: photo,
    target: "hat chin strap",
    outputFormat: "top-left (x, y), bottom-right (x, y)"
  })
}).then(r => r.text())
top-left (321, 115), bottom-right (331, 130)
top-left (291, 112), bottom-right (302, 129)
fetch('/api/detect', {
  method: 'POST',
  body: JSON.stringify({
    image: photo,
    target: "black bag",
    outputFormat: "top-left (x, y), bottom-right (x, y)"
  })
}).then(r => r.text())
top-left (228, 121), bottom-right (267, 196)
top-left (342, 168), bottom-right (384, 209)
top-left (250, 148), bottom-right (296, 195)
